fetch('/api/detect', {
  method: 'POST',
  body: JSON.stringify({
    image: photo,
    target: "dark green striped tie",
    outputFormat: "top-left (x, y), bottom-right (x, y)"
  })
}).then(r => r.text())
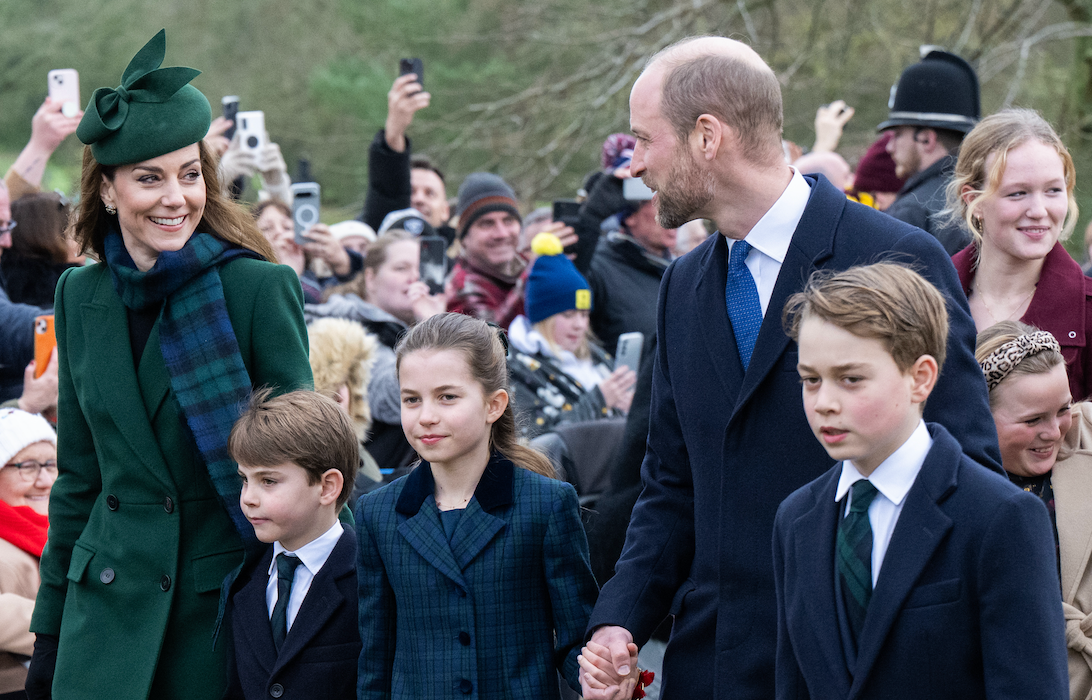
top-left (271, 553), bottom-right (302, 651)
top-left (838, 479), bottom-right (879, 647)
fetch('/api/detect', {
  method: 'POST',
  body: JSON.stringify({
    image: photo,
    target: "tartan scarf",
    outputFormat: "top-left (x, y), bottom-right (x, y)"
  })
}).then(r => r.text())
top-left (104, 228), bottom-right (261, 551)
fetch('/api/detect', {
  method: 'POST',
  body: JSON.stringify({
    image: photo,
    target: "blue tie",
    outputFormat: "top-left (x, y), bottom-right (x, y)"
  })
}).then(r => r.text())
top-left (726, 240), bottom-right (762, 370)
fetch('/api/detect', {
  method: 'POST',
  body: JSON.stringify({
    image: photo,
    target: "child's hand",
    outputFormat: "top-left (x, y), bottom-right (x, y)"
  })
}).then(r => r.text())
top-left (579, 639), bottom-right (639, 699)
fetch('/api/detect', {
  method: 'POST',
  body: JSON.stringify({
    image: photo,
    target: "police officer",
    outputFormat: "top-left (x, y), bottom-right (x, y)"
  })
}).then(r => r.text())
top-left (879, 48), bottom-right (980, 254)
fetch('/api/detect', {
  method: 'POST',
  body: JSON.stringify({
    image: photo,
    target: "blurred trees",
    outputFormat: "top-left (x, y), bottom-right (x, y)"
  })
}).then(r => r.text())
top-left (1, 0), bottom-right (1091, 246)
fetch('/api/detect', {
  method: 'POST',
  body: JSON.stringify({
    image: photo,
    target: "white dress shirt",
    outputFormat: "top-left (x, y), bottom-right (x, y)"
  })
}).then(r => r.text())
top-left (265, 521), bottom-right (344, 630)
top-left (725, 167), bottom-right (811, 316)
top-left (835, 420), bottom-right (933, 587)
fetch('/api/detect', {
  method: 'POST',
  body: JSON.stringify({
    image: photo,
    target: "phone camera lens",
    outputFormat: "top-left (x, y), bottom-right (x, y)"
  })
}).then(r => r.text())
top-left (247, 135), bottom-right (259, 148)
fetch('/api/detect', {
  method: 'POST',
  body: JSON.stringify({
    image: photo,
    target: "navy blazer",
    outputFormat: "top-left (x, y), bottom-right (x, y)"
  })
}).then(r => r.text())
top-left (773, 424), bottom-right (1068, 699)
top-left (355, 454), bottom-right (598, 699)
top-left (227, 524), bottom-right (361, 700)
top-left (587, 175), bottom-right (1002, 700)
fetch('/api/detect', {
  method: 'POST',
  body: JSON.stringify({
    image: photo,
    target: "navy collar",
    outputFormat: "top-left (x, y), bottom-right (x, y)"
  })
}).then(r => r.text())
top-left (395, 451), bottom-right (516, 516)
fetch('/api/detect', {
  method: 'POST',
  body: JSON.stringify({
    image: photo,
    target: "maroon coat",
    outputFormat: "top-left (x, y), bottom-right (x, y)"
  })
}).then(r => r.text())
top-left (953, 242), bottom-right (1092, 401)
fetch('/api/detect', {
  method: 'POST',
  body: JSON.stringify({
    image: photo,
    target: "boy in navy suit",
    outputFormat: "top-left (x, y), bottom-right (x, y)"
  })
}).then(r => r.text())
top-left (225, 389), bottom-right (361, 700)
top-left (774, 263), bottom-right (1067, 699)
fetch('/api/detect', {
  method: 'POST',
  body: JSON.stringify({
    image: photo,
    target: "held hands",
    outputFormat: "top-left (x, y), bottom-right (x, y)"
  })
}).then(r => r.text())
top-left (385, 73), bottom-right (430, 153)
top-left (523, 221), bottom-right (577, 263)
top-left (257, 140), bottom-right (288, 186)
top-left (31, 97), bottom-right (82, 153)
top-left (599, 366), bottom-right (636, 414)
top-left (813, 100), bottom-right (854, 153)
top-left (407, 281), bottom-right (448, 321)
top-left (203, 116), bottom-right (233, 158)
top-left (579, 627), bottom-right (639, 699)
top-left (301, 224), bottom-right (352, 277)
top-left (19, 348), bottom-right (58, 423)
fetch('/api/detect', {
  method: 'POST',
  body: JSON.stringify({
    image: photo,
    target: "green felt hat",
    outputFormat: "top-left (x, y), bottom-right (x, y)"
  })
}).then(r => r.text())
top-left (77, 29), bottom-right (211, 166)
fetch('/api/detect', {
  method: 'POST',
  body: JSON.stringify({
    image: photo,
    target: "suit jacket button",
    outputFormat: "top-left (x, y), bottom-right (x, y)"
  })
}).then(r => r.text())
top-left (99, 568), bottom-right (114, 584)
top-left (106, 495), bottom-right (118, 511)
top-left (458, 631), bottom-right (471, 646)
top-left (163, 496), bottom-right (174, 513)
top-left (269, 683), bottom-right (284, 698)
top-left (458, 679), bottom-right (472, 694)
top-left (160, 575), bottom-right (171, 591)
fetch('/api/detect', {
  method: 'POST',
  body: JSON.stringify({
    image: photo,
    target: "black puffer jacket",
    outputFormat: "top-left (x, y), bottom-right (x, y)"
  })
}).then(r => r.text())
top-left (587, 233), bottom-right (669, 356)
top-left (885, 153), bottom-right (971, 255)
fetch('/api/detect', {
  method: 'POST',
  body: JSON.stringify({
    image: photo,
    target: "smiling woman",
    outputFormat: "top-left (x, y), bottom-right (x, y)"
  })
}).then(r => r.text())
top-left (947, 109), bottom-right (1092, 401)
top-left (24, 30), bottom-right (311, 700)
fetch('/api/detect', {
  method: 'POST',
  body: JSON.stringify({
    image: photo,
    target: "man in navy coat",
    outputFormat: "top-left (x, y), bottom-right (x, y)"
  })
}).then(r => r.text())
top-left (581, 36), bottom-right (1001, 700)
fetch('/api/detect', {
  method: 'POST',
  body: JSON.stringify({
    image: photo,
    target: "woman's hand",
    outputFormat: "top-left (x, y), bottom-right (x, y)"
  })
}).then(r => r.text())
top-left (19, 348), bottom-right (58, 423)
top-left (301, 224), bottom-right (352, 277)
top-left (25, 633), bottom-right (59, 700)
top-left (407, 281), bottom-right (447, 321)
top-left (599, 366), bottom-right (636, 413)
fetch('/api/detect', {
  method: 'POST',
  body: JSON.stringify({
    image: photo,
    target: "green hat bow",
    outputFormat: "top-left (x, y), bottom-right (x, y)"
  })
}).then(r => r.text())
top-left (77, 29), bottom-right (211, 166)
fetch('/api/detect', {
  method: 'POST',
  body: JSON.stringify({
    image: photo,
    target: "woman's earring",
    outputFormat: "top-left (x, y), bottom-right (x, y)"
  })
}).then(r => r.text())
top-left (105, 203), bottom-right (117, 215)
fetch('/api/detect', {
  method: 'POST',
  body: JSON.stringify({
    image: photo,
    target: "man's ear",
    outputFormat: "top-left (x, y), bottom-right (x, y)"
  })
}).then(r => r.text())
top-left (917, 128), bottom-right (940, 153)
top-left (908, 354), bottom-right (939, 405)
top-left (319, 468), bottom-right (345, 507)
top-left (691, 114), bottom-right (725, 161)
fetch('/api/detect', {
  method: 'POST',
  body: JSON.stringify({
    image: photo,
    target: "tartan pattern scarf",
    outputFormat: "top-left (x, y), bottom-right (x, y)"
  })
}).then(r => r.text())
top-left (104, 229), bottom-right (261, 551)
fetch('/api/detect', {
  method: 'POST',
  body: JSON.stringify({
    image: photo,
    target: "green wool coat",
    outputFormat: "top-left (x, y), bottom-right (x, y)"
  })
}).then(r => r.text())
top-left (31, 258), bottom-right (313, 700)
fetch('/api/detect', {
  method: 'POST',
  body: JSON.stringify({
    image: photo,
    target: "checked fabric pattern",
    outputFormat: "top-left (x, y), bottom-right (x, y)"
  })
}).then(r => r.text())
top-left (725, 240), bottom-right (762, 371)
top-left (839, 479), bottom-right (879, 650)
top-left (271, 553), bottom-right (302, 650)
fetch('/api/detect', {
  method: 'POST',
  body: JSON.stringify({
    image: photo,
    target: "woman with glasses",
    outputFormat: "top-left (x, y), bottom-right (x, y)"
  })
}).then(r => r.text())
top-left (0, 408), bottom-right (56, 700)
top-left (24, 31), bottom-right (311, 700)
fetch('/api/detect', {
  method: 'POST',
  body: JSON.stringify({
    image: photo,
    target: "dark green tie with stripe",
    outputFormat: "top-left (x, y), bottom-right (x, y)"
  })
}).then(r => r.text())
top-left (271, 553), bottom-right (302, 651)
top-left (838, 479), bottom-right (879, 648)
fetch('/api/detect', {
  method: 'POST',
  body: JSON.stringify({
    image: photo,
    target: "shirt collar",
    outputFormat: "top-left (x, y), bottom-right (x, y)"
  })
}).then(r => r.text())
top-left (269, 520), bottom-right (344, 577)
top-left (835, 420), bottom-right (932, 506)
top-left (733, 166), bottom-right (810, 264)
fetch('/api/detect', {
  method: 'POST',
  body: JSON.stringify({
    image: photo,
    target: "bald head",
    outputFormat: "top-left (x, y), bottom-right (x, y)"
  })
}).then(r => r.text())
top-left (639, 36), bottom-right (784, 164)
top-left (793, 152), bottom-right (852, 190)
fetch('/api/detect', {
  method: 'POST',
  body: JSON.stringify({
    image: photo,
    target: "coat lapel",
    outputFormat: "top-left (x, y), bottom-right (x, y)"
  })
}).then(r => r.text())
top-left (273, 527), bottom-right (354, 674)
top-left (848, 427), bottom-right (957, 697)
top-left (398, 503), bottom-right (467, 587)
top-left (693, 233), bottom-right (745, 401)
top-left (733, 175), bottom-right (838, 417)
top-left (235, 548), bottom-right (277, 675)
top-left (1054, 440), bottom-right (1092, 603)
top-left (791, 471), bottom-right (853, 695)
top-left (449, 498), bottom-right (506, 572)
top-left (81, 272), bottom-right (174, 491)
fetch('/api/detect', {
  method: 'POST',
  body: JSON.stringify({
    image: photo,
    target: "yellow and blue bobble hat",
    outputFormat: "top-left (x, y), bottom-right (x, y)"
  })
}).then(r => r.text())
top-left (77, 29), bottom-right (211, 166)
top-left (526, 232), bottom-right (592, 324)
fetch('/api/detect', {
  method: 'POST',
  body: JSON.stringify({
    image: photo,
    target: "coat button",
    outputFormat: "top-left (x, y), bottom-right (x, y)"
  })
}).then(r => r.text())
top-left (458, 631), bottom-right (471, 646)
top-left (106, 495), bottom-right (119, 511)
top-left (163, 496), bottom-right (174, 513)
top-left (269, 683), bottom-right (284, 698)
top-left (458, 678), bottom-right (472, 694)
top-left (160, 575), bottom-right (171, 592)
top-left (99, 568), bottom-right (114, 584)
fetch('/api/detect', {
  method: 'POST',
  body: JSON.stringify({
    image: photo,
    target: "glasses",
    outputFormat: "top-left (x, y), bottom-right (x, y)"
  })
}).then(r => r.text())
top-left (0, 221), bottom-right (16, 235)
top-left (3, 459), bottom-right (57, 481)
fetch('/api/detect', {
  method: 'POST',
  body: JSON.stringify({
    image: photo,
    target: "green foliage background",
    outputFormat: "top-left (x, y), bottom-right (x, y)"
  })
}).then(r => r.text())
top-left (3, 0), bottom-right (1092, 253)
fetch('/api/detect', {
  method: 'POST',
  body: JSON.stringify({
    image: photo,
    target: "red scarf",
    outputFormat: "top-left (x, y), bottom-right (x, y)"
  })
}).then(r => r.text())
top-left (0, 498), bottom-right (48, 558)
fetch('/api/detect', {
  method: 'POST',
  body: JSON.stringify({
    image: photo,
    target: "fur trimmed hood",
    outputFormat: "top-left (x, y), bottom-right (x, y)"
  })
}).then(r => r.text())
top-left (308, 318), bottom-right (380, 441)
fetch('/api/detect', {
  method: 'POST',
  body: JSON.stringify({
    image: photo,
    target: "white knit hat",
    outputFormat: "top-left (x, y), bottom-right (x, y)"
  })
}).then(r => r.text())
top-left (0, 408), bottom-right (57, 467)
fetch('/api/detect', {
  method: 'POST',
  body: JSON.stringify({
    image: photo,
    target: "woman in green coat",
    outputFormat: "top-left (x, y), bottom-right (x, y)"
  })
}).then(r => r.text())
top-left (24, 31), bottom-right (312, 700)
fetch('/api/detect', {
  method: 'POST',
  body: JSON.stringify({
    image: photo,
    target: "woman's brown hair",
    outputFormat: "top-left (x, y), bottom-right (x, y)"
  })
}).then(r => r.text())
top-left (10, 192), bottom-right (71, 263)
top-left (69, 140), bottom-right (277, 263)
top-left (394, 312), bottom-right (556, 478)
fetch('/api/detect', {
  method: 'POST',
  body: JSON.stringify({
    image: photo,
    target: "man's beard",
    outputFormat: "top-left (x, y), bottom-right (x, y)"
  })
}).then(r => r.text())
top-left (893, 147), bottom-right (920, 181)
top-left (654, 150), bottom-right (716, 229)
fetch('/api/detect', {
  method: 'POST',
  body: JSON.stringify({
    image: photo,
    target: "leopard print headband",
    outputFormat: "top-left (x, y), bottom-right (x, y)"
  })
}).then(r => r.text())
top-left (979, 331), bottom-right (1061, 391)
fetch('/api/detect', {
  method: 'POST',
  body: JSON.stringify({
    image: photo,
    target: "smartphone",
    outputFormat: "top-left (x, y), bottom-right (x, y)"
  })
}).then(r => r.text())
top-left (48, 69), bottom-right (81, 118)
top-left (221, 96), bottom-right (239, 141)
top-left (615, 331), bottom-right (644, 372)
top-left (34, 315), bottom-right (56, 379)
top-left (419, 235), bottom-right (447, 295)
top-left (236, 110), bottom-right (265, 152)
top-left (291, 182), bottom-right (321, 245)
top-left (622, 177), bottom-right (655, 201)
top-left (399, 58), bottom-right (424, 89)
top-left (552, 199), bottom-right (580, 227)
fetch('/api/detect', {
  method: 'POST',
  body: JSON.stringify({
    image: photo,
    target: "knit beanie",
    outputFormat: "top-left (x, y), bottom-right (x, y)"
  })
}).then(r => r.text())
top-left (456, 173), bottom-right (521, 238)
top-left (0, 408), bottom-right (57, 467)
top-left (525, 233), bottom-right (592, 324)
top-left (852, 133), bottom-right (905, 195)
